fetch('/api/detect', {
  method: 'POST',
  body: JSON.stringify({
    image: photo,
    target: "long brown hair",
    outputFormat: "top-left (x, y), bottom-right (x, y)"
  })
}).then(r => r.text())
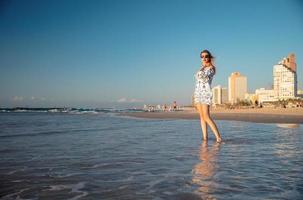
top-left (200, 49), bottom-right (216, 74)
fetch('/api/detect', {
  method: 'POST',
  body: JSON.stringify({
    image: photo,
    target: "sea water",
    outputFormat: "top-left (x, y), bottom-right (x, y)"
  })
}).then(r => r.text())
top-left (0, 112), bottom-right (302, 199)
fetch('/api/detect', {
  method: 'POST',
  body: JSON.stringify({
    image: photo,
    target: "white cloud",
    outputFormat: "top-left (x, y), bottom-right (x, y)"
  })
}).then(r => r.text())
top-left (117, 97), bottom-right (127, 103)
top-left (117, 97), bottom-right (143, 103)
top-left (12, 96), bottom-right (24, 101)
top-left (130, 98), bottom-right (143, 103)
top-left (12, 96), bottom-right (47, 102)
top-left (30, 96), bottom-right (46, 101)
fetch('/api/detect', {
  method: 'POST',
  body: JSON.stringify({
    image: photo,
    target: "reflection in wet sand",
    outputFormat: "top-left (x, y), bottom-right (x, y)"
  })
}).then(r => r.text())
top-left (276, 123), bottom-right (300, 128)
top-left (192, 142), bottom-right (221, 199)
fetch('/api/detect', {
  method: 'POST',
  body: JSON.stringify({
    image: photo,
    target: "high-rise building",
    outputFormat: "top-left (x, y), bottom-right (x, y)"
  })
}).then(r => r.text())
top-left (212, 85), bottom-right (228, 105)
top-left (282, 53), bottom-right (296, 72)
top-left (221, 87), bottom-right (228, 104)
top-left (212, 85), bottom-right (221, 105)
top-left (273, 53), bottom-right (297, 99)
top-left (228, 72), bottom-right (247, 104)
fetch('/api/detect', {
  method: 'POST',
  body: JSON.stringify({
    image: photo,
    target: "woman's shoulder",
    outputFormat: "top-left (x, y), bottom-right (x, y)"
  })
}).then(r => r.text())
top-left (208, 64), bottom-right (215, 69)
top-left (206, 65), bottom-right (216, 75)
top-left (203, 65), bottom-right (215, 71)
top-left (198, 65), bottom-right (215, 72)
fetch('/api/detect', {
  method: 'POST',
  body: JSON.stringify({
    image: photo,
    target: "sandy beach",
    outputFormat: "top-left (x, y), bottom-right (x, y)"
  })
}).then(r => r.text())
top-left (119, 107), bottom-right (303, 124)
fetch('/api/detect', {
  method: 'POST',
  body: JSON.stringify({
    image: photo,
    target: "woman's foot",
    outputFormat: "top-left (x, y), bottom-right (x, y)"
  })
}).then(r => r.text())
top-left (216, 137), bottom-right (222, 143)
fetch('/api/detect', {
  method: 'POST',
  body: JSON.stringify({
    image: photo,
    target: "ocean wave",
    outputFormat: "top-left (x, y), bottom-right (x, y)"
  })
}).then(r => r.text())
top-left (0, 108), bottom-right (145, 114)
top-left (0, 127), bottom-right (123, 138)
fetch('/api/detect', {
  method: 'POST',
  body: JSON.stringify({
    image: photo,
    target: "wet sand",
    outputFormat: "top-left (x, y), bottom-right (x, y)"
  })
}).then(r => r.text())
top-left (119, 108), bottom-right (303, 124)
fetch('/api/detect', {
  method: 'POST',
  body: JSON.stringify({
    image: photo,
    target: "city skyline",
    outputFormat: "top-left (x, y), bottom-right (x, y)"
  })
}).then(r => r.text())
top-left (210, 53), bottom-right (300, 106)
top-left (1, 0), bottom-right (303, 108)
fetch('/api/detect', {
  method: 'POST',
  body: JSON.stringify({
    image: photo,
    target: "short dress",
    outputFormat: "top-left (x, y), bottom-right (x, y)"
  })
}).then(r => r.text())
top-left (193, 66), bottom-right (215, 105)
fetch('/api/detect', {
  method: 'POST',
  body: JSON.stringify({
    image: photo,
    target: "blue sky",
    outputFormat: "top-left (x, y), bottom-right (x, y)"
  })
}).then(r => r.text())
top-left (0, 0), bottom-right (302, 108)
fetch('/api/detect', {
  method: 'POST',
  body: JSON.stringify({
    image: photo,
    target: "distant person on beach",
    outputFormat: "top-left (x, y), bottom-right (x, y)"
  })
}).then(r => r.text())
top-left (173, 101), bottom-right (177, 111)
top-left (164, 104), bottom-right (167, 112)
top-left (193, 50), bottom-right (222, 143)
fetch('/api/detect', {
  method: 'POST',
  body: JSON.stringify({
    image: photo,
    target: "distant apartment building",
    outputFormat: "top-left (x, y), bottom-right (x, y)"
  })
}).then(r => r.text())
top-left (212, 85), bottom-right (228, 105)
top-left (222, 87), bottom-right (228, 104)
top-left (255, 88), bottom-right (277, 104)
top-left (212, 86), bottom-right (221, 105)
top-left (297, 89), bottom-right (303, 98)
top-left (228, 72), bottom-right (247, 104)
top-left (244, 93), bottom-right (258, 104)
top-left (273, 53), bottom-right (297, 100)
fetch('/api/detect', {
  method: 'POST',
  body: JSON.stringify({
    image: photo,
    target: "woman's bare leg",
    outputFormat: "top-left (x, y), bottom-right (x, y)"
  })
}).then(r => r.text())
top-left (196, 103), bottom-right (208, 140)
top-left (201, 104), bottom-right (222, 142)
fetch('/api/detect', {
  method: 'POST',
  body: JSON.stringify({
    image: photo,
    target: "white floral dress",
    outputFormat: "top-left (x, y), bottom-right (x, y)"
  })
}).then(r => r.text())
top-left (193, 66), bottom-right (215, 105)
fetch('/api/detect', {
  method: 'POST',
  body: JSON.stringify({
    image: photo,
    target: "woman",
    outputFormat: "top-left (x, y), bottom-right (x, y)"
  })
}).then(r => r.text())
top-left (193, 50), bottom-right (222, 143)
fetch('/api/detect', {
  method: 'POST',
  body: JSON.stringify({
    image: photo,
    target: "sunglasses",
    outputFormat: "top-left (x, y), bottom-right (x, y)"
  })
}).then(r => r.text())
top-left (201, 55), bottom-right (210, 59)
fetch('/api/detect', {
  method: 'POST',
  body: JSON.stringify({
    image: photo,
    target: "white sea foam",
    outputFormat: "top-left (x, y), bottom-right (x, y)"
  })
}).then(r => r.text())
top-left (42, 182), bottom-right (88, 200)
top-left (68, 182), bottom-right (88, 200)
top-left (1, 188), bottom-right (30, 200)
top-left (6, 167), bottom-right (28, 175)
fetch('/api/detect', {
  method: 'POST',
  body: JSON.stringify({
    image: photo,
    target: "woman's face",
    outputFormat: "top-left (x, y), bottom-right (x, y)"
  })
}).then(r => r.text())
top-left (200, 53), bottom-right (211, 65)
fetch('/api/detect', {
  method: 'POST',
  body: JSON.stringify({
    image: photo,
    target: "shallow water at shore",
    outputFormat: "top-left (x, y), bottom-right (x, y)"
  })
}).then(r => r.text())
top-left (1, 112), bottom-right (303, 199)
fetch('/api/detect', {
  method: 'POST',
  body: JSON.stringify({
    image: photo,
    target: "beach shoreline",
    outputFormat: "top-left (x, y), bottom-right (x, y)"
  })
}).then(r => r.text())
top-left (118, 107), bottom-right (303, 124)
